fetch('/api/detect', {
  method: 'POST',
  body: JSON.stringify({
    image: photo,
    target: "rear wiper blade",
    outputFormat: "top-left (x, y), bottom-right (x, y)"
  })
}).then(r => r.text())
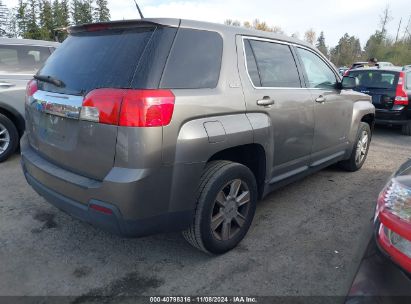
top-left (34, 75), bottom-right (65, 88)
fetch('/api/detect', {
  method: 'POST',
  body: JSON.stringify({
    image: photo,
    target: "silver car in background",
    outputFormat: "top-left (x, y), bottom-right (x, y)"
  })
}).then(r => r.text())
top-left (0, 38), bottom-right (58, 161)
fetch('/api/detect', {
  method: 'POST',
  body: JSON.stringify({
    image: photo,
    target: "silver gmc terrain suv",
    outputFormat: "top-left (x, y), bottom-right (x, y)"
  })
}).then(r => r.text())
top-left (21, 19), bottom-right (375, 254)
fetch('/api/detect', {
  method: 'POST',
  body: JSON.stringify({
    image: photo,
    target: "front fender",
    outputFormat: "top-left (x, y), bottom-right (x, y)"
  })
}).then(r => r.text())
top-left (349, 99), bottom-right (375, 144)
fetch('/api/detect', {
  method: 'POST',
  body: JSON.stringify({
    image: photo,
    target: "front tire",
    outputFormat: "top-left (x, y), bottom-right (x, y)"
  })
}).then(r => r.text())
top-left (0, 113), bottom-right (19, 162)
top-left (339, 122), bottom-right (371, 172)
top-left (183, 161), bottom-right (257, 254)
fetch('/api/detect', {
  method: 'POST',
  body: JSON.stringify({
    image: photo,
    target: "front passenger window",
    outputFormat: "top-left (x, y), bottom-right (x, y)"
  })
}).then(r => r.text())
top-left (297, 48), bottom-right (337, 89)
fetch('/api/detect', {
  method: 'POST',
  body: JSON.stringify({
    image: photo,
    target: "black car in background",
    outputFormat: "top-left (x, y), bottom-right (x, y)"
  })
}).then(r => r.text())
top-left (347, 67), bottom-right (411, 135)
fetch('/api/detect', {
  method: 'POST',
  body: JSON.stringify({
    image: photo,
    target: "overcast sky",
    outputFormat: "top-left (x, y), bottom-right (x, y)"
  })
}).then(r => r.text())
top-left (3, 0), bottom-right (410, 47)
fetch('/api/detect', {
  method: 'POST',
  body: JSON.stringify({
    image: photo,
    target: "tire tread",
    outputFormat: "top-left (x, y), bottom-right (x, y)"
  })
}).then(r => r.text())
top-left (182, 160), bottom-right (234, 253)
top-left (0, 113), bottom-right (19, 162)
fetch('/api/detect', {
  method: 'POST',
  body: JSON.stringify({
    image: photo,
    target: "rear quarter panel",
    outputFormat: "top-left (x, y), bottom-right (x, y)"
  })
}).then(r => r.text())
top-left (161, 23), bottom-right (259, 212)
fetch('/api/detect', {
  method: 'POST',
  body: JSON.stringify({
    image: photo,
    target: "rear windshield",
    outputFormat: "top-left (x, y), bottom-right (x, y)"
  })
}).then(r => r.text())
top-left (38, 26), bottom-right (176, 95)
top-left (348, 70), bottom-right (398, 89)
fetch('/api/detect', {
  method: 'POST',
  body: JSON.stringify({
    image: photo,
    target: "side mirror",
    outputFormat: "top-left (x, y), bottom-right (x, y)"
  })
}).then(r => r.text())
top-left (341, 76), bottom-right (358, 89)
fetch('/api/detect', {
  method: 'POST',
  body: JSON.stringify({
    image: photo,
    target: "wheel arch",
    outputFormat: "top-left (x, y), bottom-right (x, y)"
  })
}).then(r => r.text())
top-left (361, 113), bottom-right (375, 133)
top-left (349, 100), bottom-right (375, 144)
top-left (0, 102), bottom-right (25, 137)
top-left (208, 143), bottom-right (267, 199)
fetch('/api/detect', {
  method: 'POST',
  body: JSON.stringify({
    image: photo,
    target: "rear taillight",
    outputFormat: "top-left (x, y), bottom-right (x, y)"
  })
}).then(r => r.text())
top-left (25, 79), bottom-right (38, 104)
top-left (80, 89), bottom-right (175, 127)
top-left (119, 90), bottom-right (175, 127)
top-left (394, 72), bottom-right (409, 106)
top-left (81, 89), bottom-right (123, 125)
top-left (376, 178), bottom-right (411, 273)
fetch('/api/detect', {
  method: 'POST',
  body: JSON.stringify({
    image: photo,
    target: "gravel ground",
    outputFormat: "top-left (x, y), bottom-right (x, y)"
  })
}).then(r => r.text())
top-left (0, 126), bottom-right (410, 299)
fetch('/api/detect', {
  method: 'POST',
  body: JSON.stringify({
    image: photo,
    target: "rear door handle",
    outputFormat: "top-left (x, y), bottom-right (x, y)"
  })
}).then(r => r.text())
top-left (257, 97), bottom-right (275, 106)
top-left (315, 96), bottom-right (326, 103)
top-left (0, 82), bottom-right (15, 88)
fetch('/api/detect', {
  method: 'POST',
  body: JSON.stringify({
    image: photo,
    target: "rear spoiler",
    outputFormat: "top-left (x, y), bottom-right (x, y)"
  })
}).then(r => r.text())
top-left (66, 18), bottom-right (181, 34)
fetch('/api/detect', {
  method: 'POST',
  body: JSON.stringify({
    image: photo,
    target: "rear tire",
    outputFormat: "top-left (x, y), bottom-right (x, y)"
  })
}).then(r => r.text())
top-left (339, 122), bottom-right (371, 172)
top-left (401, 121), bottom-right (411, 136)
top-left (0, 113), bottom-right (19, 162)
top-left (182, 161), bottom-right (257, 254)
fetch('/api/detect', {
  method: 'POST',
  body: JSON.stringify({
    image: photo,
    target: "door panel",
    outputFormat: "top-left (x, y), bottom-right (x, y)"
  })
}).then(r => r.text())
top-left (295, 47), bottom-right (352, 162)
top-left (237, 36), bottom-right (314, 180)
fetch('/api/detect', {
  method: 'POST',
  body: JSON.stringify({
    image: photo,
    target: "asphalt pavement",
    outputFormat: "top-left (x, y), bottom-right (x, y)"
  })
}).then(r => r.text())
top-left (0, 126), bottom-right (410, 299)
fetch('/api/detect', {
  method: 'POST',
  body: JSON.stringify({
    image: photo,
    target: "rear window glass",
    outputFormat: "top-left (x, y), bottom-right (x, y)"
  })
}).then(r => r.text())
top-left (348, 70), bottom-right (398, 89)
top-left (244, 40), bottom-right (261, 86)
top-left (245, 39), bottom-right (301, 88)
top-left (160, 28), bottom-right (223, 89)
top-left (0, 45), bottom-right (51, 74)
top-left (38, 27), bottom-right (158, 95)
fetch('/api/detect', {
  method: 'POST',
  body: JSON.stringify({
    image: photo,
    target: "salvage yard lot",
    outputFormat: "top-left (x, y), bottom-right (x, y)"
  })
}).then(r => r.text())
top-left (0, 126), bottom-right (410, 298)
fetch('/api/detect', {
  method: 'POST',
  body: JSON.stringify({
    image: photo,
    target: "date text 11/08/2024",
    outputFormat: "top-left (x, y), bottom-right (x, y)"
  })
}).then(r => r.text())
top-left (149, 297), bottom-right (258, 303)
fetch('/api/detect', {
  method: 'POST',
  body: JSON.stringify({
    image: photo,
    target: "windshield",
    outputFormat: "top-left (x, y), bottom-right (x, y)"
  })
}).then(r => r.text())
top-left (348, 70), bottom-right (398, 89)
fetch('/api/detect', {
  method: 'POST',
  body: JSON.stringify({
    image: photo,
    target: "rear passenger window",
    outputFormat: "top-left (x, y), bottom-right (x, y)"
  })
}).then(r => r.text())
top-left (244, 39), bottom-right (301, 88)
top-left (0, 45), bottom-right (51, 74)
top-left (160, 29), bottom-right (223, 89)
top-left (244, 40), bottom-right (261, 86)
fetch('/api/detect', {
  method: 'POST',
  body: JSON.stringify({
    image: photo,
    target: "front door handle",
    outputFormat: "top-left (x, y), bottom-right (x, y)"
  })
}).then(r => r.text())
top-left (257, 96), bottom-right (275, 106)
top-left (315, 95), bottom-right (326, 103)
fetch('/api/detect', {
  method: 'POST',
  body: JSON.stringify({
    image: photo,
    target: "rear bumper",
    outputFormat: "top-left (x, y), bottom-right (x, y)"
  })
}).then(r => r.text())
top-left (20, 134), bottom-right (194, 237)
top-left (375, 109), bottom-right (408, 125)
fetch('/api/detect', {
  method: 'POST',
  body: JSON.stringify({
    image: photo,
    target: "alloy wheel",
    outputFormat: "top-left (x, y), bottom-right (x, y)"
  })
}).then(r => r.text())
top-left (355, 130), bottom-right (369, 166)
top-left (0, 123), bottom-right (10, 155)
top-left (210, 179), bottom-right (251, 241)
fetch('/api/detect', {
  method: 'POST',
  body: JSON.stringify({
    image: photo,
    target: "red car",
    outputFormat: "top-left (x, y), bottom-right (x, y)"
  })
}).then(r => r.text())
top-left (348, 159), bottom-right (411, 301)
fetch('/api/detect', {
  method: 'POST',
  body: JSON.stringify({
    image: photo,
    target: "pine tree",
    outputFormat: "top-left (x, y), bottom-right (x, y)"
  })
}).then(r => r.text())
top-left (39, 0), bottom-right (54, 40)
top-left (16, 0), bottom-right (29, 37)
top-left (72, 0), bottom-right (93, 25)
top-left (71, 0), bottom-right (81, 25)
top-left (330, 33), bottom-right (362, 67)
top-left (53, 0), bottom-right (69, 41)
top-left (94, 0), bottom-right (110, 22)
top-left (60, 0), bottom-right (70, 27)
top-left (316, 31), bottom-right (328, 57)
top-left (25, 0), bottom-right (41, 39)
